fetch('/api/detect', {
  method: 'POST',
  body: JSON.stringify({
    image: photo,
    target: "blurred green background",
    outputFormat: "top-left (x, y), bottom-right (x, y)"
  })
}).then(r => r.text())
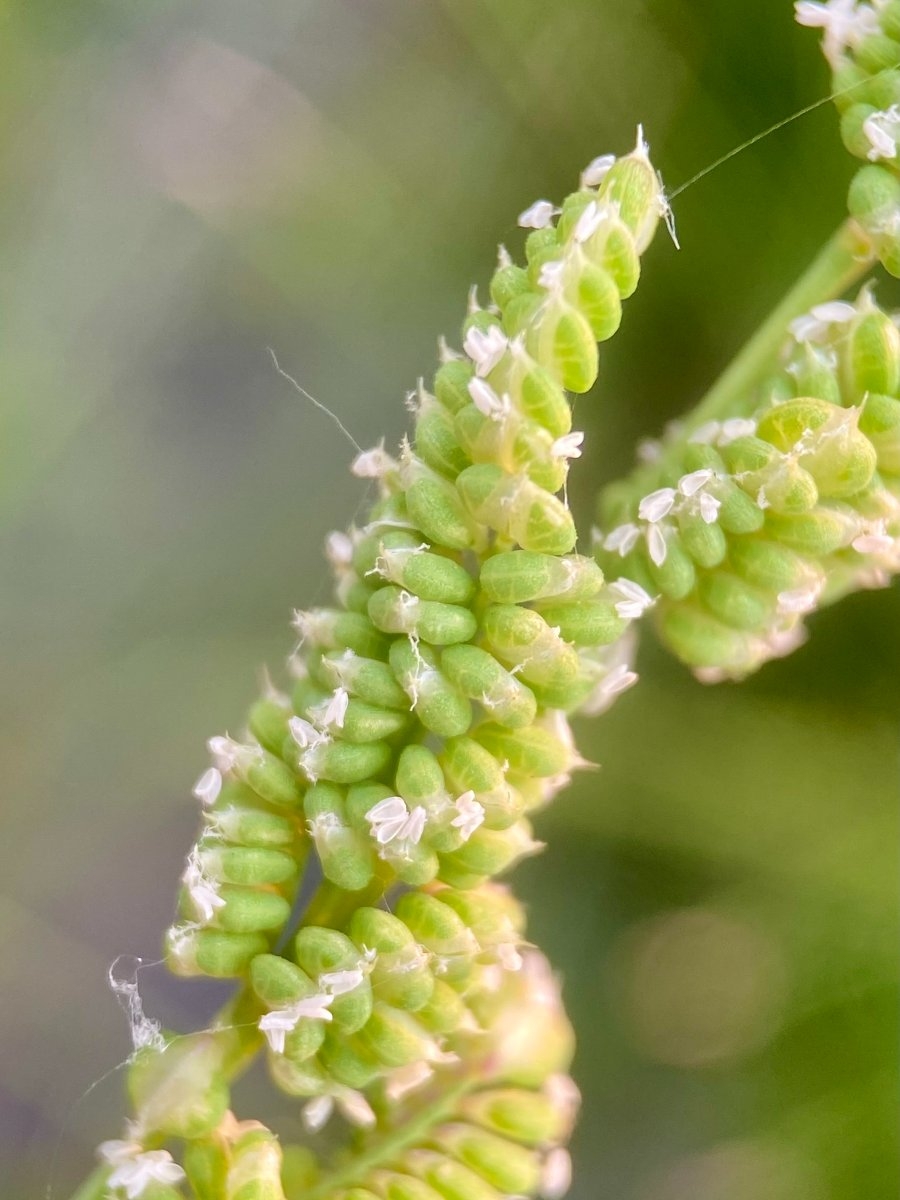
top-left (1, 1), bottom-right (897, 1197)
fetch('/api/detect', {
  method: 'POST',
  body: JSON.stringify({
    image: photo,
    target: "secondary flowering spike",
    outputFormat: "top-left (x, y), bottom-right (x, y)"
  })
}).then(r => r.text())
top-left (596, 287), bottom-right (900, 678)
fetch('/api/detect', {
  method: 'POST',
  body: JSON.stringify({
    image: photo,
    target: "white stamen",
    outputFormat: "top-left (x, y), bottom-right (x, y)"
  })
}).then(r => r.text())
top-left (351, 443), bottom-right (396, 479)
top-left (638, 486), bottom-right (676, 523)
top-left (538, 259), bottom-right (566, 290)
top-left (517, 199), bottom-right (556, 229)
top-left (192, 767), bottom-right (222, 808)
top-left (99, 1143), bottom-right (186, 1200)
top-left (319, 968), bottom-right (365, 996)
top-left (678, 468), bottom-right (713, 497)
top-left (464, 324), bottom-right (509, 377)
top-left (647, 523), bottom-right (668, 566)
top-left (468, 376), bottom-right (511, 421)
top-left (259, 993), bottom-right (334, 1055)
top-left (551, 431), bottom-right (585, 459)
top-left (603, 523), bottom-right (641, 556)
top-left (450, 790), bottom-right (485, 841)
top-left (794, 0), bottom-right (880, 69)
top-left (573, 199), bottom-right (605, 243)
top-left (864, 104), bottom-right (900, 161)
top-left (608, 578), bottom-right (655, 620)
top-left (365, 796), bottom-right (428, 848)
top-left (580, 153), bottom-right (616, 188)
top-left (541, 1147), bottom-right (573, 1200)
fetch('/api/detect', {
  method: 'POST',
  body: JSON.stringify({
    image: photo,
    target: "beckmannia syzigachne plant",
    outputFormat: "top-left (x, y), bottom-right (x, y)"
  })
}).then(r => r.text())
top-left (69, 9), bottom-right (900, 1200)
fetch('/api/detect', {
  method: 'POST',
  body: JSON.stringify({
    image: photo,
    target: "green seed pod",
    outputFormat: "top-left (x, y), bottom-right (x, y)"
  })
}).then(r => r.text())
top-left (348, 908), bottom-right (435, 1010)
top-left (352, 528), bottom-right (422, 577)
top-left (340, 578), bottom-right (377, 614)
top-left (479, 550), bottom-right (603, 604)
top-left (321, 650), bottom-right (410, 710)
top-left (280, 1147), bottom-right (319, 1197)
top-left (184, 1138), bottom-right (228, 1200)
top-left (681, 442), bottom-right (727, 473)
top-left (441, 644), bottom-right (537, 729)
top-left (569, 260), bottom-right (623, 341)
top-left (763, 506), bottom-right (857, 555)
top-left (297, 737), bottom-right (392, 786)
top-left (128, 1035), bottom-right (229, 1140)
top-left (339, 697), bottom-right (411, 744)
top-left (855, 32), bottom-right (900, 75)
top-left (394, 744), bottom-right (446, 807)
top-left (440, 820), bottom-right (540, 881)
top-left (376, 1173), bottom-right (445, 1200)
top-left (389, 637), bottom-right (473, 737)
top-left (787, 344), bottom-right (842, 406)
top-left (696, 571), bottom-right (775, 633)
top-left (832, 59), bottom-right (870, 110)
top-left (403, 1151), bottom-right (502, 1200)
top-left (403, 459), bottom-right (475, 550)
top-left (375, 544), bottom-right (475, 605)
top-left (359, 1005), bottom-right (440, 1068)
top-left (844, 308), bottom-right (900, 398)
top-left (226, 1125), bottom-right (287, 1200)
top-left (239, 750), bottom-right (304, 811)
top-left (755, 396), bottom-right (834, 451)
top-left (715, 481), bottom-right (767, 534)
top-left (720, 434), bottom-right (780, 474)
top-left (646, 532), bottom-right (697, 600)
top-left (677, 512), bottom-right (729, 568)
top-left (848, 162), bottom-right (900, 235)
top-left (433, 358), bottom-right (475, 414)
top-left (840, 102), bottom-right (879, 159)
top-left (416, 978), bottom-right (472, 1035)
top-left (166, 927), bottom-right (269, 979)
top-left (526, 297), bottom-right (598, 394)
top-left (394, 892), bottom-right (479, 985)
top-left (490, 261), bottom-right (530, 311)
top-left (656, 602), bottom-right (756, 672)
top-left (584, 216), bottom-right (642, 298)
top-left (296, 609), bottom-right (392, 660)
top-left (459, 1087), bottom-right (569, 1146)
top-left (248, 695), bottom-right (292, 757)
top-left (481, 603), bottom-right (580, 688)
top-left (526, 242), bottom-right (566, 289)
top-left (305, 783), bottom-right (375, 891)
top-left (438, 886), bottom-right (526, 949)
top-left (199, 846), bottom-right (298, 888)
top-left (440, 736), bottom-right (521, 830)
top-left (881, 1), bottom-right (900, 40)
top-left (206, 804), bottom-right (296, 849)
top-left (250, 953), bottom-right (317, 1008)
top-left (751, 460), bottom-right (819, 514)
top-left (415, 394), bottom-right (471, 478)
top-left (802, 422), bottom-right (877, 499)
top-left (501, 290), bottom-right (543, 338)
top-left (436, 1124), bottom-right (541, 1195)
top-left (211, 886), bottom-right (292, 935)
top-left (368, 584), bottom-right (477, 645)
top-left (531, 597), bottom-right (626, 645)
top-left (728, 537), bottom-right (817, 592)
top-left (861, 391), bottom-right (900, 435)
top-left (293, 927), bottom-right (374, 1034)
top-left (457, 463), bottom-right (577, 555)
top-left (267, 1051), bottom-right (328, 1097)
top-left (524, 226), bottom-right (560, 264)
top-left (598, 147), bottom-right (662, 252)
top-left (475, 724), bottom-right (571, 778)
top-left (316, 1030), bottom-right (382, 1089)
top-left (507, 354), bottom-right (572, 438)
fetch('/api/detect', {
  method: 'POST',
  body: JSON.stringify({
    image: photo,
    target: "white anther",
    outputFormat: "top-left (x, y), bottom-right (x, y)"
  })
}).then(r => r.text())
top-left (464, 324), bottom-right (509, 377)
top-left (678, 468), bottom-right (713, 496)
top-left (99, 1142), bottom-right (186, 1200)
top-left (450, 790), bottom-right (485, 841)
top-left (638, 486), bottom-right (676, 522)
top-left (551, 431), bottom-right (585, 459)
top-left (468, 376), bottom-right (512, 421)
top-left (365, 796), bottom-right (428, 848)
top-left (573, 199), bottom-right (605, 243)
top-left (258, 993), bottom-right (334, 1055)
top-left (541, 1147), bottom-right (574, 1199)
top-left (580, 153), bottom-right (616, 188)
top-left (288, 715), bottom-right (328, 749)
top-left (517, 199), bottom-right (556, 229)
top-left (192, 767), bottom-right (222, 808)
top-left (795, 0), bottom-right (880, 69)
top-left (789, 300), bottom-right (856, 343)
top-left (538, 259), bottom-right (566, 290)
top-left (609, 578), bottom-right (656, 620)
top-left (646, 523), bottom-right (668, 566)
top-left (351, 443), bottom-right (396, 479)
top-left (603, 523), bottom-right (641, 556)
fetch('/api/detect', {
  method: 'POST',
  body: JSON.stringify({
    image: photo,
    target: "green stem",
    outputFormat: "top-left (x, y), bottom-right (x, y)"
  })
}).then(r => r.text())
top-left (303, 1074), bottom-right (475, 1200)
top-left (686, 219), bottom-right (874, 429)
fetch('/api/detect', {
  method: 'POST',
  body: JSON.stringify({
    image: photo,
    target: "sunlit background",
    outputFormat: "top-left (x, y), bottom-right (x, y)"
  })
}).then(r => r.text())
top-left (1, 2), bottom-right (897, 1198)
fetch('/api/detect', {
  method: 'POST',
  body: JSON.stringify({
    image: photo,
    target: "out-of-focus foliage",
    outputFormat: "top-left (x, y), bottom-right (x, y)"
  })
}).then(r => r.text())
top-left (0, 2), bottom-right (896, 1198)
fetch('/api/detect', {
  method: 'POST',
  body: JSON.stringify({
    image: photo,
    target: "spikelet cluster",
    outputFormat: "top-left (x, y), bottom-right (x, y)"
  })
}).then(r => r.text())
top-left (796, 0), bottom-right (900, 272)
top-left (596, 287), bottom-right (900, 679)
top-left (92, 139), bottom-right (669, 1200)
